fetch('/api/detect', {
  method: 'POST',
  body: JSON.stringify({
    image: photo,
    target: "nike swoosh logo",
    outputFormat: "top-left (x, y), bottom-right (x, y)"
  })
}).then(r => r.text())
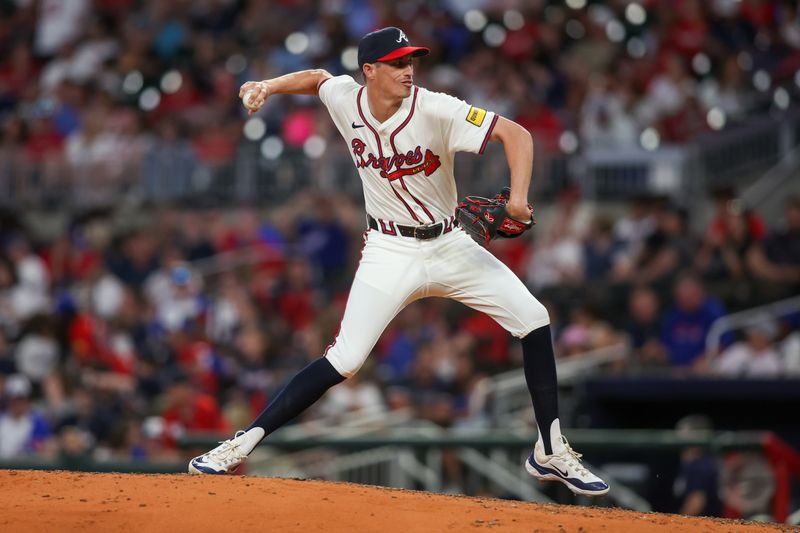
top-left (351, 122), bottom-right (365, 129)
top-left (552, 465), bottom-right (570, 477)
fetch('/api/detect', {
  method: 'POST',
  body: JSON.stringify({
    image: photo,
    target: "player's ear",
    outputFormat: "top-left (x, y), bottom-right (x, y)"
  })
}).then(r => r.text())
top-left (363, 63), bottom-right (377, 82)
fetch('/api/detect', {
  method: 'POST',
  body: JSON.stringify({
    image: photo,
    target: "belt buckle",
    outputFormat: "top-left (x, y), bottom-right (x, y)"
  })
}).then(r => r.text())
top-left (414, 223), bottom-right (439, 240)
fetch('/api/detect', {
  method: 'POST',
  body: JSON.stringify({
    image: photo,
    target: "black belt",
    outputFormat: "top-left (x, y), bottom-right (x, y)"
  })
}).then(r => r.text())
top-left (367, 214), bottom-right (457, 240)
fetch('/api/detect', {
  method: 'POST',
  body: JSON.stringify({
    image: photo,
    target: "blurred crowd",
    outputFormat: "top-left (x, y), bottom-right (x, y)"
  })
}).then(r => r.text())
top-left (0, 186), bottom-right (798, 464)
top-left (2, 0), bottom-right (800, 204)
top-left (1, 0), bottom-right (800, 468)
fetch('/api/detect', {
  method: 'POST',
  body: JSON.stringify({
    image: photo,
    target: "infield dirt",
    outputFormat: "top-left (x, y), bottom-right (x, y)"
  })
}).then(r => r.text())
top-left (0, 470), bottom-right (793, 532)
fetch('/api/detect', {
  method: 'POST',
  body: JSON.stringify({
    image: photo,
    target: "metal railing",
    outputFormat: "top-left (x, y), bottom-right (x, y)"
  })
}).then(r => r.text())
top-left (696, 115), bottom-right (787, 187)
top-left (705, 295), bottom-right (800, 355)
top-left (2, 108), bottom-right (798, 211)
top-left (481, 342), bottom-right (630, 426)
top-left (180, 426), bottom-right (772, 511)
top-left (234, 425), bottom-right (656, 508)
top-left (250, 445), bottom-right (440, 489)
top-left (740, 142), bottom-right (800, 226)
top-left (578, 146), bottom-right (690, 201)
top-left (241, 414), bottom-right (548, 500)
top-left (741, 133), bottom-right (800, 208)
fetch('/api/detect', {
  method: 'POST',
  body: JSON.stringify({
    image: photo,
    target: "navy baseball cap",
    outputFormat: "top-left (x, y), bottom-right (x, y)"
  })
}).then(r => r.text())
top-left (358, 27), bottom-right (430, 69)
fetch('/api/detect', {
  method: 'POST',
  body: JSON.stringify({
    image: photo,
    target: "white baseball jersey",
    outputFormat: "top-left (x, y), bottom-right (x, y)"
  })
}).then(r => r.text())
top-left (314, 76), bottom-right (549, 379)
top-left (319, 75), bottom-right (498, 225)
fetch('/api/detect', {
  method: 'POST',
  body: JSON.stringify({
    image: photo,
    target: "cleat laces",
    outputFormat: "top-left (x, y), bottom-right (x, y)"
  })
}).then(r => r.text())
top-left (558, 436), bottom-right (589, 477)
top-left (207, 430), bottom-right (247, 466)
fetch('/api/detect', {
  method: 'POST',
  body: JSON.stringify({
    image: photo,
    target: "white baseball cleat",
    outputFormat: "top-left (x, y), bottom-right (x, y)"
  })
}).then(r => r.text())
top-left (525, 436), bottom-right (610, 496)
top-left (189, 430), bottom-right (249, 475)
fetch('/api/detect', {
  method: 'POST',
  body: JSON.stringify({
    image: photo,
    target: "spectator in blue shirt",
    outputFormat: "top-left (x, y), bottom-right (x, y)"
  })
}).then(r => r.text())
top-left (297, 197), bottom-right (350, 292)
top-left (661, 274), bottom-right (729, 368)
top-left (0, 374), bottom-right (54, 459)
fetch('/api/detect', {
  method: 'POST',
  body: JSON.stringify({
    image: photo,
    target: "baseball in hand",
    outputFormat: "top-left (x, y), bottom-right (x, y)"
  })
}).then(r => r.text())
top-left (242, 88), bottom-right (260, 111)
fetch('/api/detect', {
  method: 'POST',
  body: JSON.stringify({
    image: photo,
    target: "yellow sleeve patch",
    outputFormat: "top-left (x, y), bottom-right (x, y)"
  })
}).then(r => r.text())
top-left (466, 106), bottom-right (486, 127)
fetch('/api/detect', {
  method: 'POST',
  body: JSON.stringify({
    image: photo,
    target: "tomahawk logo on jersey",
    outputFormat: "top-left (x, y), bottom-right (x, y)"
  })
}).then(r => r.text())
top-left (350, 139), bottom-right (441, 181)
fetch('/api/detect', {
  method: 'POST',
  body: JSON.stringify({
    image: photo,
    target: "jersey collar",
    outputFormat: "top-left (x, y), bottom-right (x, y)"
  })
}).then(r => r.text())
top-left (359, 86), bottom-right (416, 134)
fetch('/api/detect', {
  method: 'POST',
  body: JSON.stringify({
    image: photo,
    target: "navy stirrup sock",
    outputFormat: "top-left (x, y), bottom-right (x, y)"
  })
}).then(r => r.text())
top-left (247, 357), bottom-right (345, 435)
top-left (521, 325), bottom-right (559, 455)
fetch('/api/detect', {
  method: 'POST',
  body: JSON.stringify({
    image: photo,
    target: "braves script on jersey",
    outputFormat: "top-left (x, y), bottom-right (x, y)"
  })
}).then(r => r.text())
top-left (319, 76), bottom-right (498, 225)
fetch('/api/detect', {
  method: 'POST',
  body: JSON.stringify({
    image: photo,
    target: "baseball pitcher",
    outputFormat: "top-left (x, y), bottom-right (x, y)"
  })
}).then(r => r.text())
top-left (189, 27), bottom-right (609, 497)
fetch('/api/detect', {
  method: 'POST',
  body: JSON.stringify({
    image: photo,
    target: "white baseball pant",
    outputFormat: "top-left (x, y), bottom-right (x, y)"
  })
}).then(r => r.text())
top-left (324, 225), bottom-right (550, 378)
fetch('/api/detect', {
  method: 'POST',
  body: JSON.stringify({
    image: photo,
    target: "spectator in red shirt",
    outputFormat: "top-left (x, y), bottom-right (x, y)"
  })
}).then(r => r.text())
top-left (24, 117), bottom-right (64, 161)
top-left (0, 43), bottom-right (40, 106)
top-left (459, 311), bottom-right (511, 372)
top-left (514, 97), bottom-right (563, 154)
top-left (705, 186), bottom-right (767, 244)
top-left (665, 0), bottom-right (709, 58)
top-left (39, 230), bottom-right (102, 287)
top-left (191, 121), bottom-right (238, 166)
top-left (739, 0), bottom-right (778, 30)
top-left (161, 372), bottom-right (229, 449)
top-left (276, 258), bottom-right (318, 331)
top-left (157, 72), bottom-right (205, 117)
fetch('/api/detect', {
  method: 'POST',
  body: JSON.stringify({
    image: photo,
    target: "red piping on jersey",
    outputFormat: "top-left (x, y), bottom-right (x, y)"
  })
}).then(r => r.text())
top-left (399, 178), bottom-right (435, 222)
top-left (317, 77), bottom-right (331, 92)
top-left (356, 87), bottom-right (383, 159)
top-left (389, 86), bottom-right (419, 149)
top-left (388, 87), bottom-right (435, 223)
top-left (356, 86), bottom-right (423, 224)
top-left (479, 114), bottom-right (499, 155)
top-left (390, 185), bottom-right (422, 222)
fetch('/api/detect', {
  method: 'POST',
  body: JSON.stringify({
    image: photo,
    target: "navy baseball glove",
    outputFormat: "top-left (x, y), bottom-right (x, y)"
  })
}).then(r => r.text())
top-left (455, 187), bottom-right (535, 245)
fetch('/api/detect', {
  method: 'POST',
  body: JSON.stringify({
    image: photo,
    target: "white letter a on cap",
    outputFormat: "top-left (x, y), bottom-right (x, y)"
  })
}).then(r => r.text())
top-left (396, 29), bottom-right (408, 43)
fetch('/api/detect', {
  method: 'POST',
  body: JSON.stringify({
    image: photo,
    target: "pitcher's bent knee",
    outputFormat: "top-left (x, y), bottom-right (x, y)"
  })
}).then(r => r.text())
top-left (513, 298), bottom-right (551, 338)
top-left (323, 344), bottom-right (368, 379)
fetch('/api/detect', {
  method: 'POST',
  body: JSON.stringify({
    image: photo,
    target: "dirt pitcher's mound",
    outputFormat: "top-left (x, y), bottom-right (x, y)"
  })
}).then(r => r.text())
top-left (0, 470), bottom-right (791, 532)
